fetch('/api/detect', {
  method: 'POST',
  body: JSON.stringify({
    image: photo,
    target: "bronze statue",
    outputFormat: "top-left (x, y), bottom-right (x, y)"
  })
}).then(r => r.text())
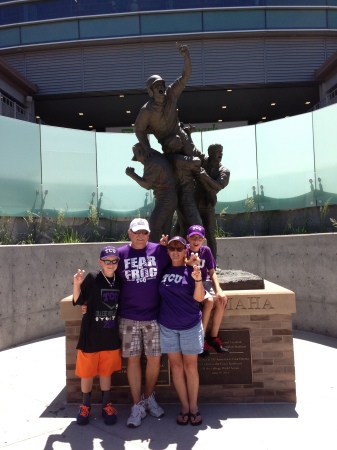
top-left (134, 44), bottom-right (196, 159)
top-left (130, 44), bottom-right (230, 250)
top-left (125, 143), bottom-right (178, 243)
top-left (171, 154), bottom-right (203, 237)
top-left (196, 144), bottom-right (230, 261)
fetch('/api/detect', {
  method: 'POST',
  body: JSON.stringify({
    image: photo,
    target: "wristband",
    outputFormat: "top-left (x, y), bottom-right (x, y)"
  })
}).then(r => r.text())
top-left (195, 279), bottom-right (202, 282)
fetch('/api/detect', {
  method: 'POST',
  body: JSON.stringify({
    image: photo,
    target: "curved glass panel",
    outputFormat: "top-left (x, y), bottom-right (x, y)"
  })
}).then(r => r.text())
top-left (328, 10), bottom-right (337, 28)
top-left (0, 4), bottom-right (19, 26)
top-left (267, 0), bottom-right (326, 4)
top-left (201, 126), bottom-right (258, 214)
top-left (141, 11), bottom-right (202, 34)
top-left (40, 125), bottom-right (97, 218)
top-left (0, 1), bottom-right (333, 28)
top-left (149, 134), bottom-right (162, 152)
top-left (312, 103), bottom-right (337, 206)
top-left (204, 10), bottom-right (265, 31)
top-left (21, 21), bottom-right (78, 45)
top-left (192, 131), bottom-right (203, 153)
top-left (2, 102), bottom-right (337, 220)
top-left (266, 10), bottom-right (327, 29)
top-left (0, 116), bottom-right (41, 216)
top-left (80, 15), bottom-right (139, 39)
top-left (256, 112), bottom-right (315, 211)
top-left (96, 132), bottom-right (151, 218)
top-left (0, 27), bottom-right (20, 47)
top-left (21, 0), bottom-right (75, 22)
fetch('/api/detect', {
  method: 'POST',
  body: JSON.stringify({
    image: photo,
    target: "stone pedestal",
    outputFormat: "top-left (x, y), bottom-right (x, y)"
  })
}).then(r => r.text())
top-left (60, 279), bottom-right (296, 404)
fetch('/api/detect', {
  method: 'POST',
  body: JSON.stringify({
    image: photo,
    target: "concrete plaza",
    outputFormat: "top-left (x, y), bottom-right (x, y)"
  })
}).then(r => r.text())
top-left (1, 330), bottom-right (336, 450)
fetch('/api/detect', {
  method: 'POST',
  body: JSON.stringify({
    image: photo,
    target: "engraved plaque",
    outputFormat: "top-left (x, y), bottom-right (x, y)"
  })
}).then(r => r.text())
top-left (198, 329), bottom-right (252, 385)
top-left (111, 354), bottom-right (170, 387)
top-left (111, 330), bottom-right (251, 387)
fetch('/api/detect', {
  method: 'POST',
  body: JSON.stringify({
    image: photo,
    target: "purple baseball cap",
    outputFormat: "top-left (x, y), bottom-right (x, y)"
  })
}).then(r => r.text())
top-left (187, 225), bottom-right (205, 238)
top-left (100, 246), bottom-right (119, 260)
top-left (167, 236), bottom-right (187, 247)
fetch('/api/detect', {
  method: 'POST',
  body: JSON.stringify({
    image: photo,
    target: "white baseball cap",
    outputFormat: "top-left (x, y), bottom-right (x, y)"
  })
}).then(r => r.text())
top-left (129, 218), bottom-right (150, 233)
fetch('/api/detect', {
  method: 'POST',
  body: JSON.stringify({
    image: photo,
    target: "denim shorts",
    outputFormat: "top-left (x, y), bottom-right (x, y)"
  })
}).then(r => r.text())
top-left (159, 321), bottom-right (204, 355)
top-left (203, 280), bottom-right (215, 299)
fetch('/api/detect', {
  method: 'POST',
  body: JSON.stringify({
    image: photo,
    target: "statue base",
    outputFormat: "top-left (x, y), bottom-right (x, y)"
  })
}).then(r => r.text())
top-left (60, 277), bottom-right (296, 404)
top-left (217, 269), bottom-right (265, 290)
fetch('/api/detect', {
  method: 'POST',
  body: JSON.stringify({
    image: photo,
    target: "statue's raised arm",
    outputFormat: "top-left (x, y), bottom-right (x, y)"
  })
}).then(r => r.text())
top-left (176, 43), bottom-right (191, 87)
top-left (134, 43), bottom-right (196, 158)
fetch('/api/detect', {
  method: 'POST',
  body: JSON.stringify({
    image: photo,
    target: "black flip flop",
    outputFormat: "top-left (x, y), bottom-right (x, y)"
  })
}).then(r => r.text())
top-left (190, 411), bottom-right (202, 426)
top-left (176, 412), bottom-right (190, 425)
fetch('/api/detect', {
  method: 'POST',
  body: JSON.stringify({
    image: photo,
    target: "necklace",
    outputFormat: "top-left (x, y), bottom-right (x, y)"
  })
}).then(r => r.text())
top-left (101, 271), bottom-right (115, 288)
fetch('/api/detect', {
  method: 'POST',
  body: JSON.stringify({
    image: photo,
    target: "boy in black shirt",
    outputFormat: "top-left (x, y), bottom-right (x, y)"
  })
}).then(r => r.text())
top-left (73, 246), bottom-right (121, 425)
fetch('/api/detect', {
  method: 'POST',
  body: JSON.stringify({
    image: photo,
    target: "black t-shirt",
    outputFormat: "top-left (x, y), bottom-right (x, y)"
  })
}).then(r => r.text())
top-left (73, 270), bottom-right (121, 353)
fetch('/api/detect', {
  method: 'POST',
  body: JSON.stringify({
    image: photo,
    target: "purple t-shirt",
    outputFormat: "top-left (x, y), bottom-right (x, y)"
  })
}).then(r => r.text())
top-left (158, 265), bottom-right (202, 330)
top-left (117, 242), bottom-right (170, 321)
top-left (186, 245), bottom-right (216, 281)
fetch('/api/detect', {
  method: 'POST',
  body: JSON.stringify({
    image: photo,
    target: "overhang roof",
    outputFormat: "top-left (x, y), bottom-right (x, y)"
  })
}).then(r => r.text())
top-left (0, 57), bottom-right (38, 95)
top-left (316, 51), bottom-right (337, 82)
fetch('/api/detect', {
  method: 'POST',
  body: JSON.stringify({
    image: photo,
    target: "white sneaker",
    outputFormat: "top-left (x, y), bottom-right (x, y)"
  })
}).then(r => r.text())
top-left (143, 392), bottom-right (164, 418)
top-left (127, 401), bottom-right (146, 428)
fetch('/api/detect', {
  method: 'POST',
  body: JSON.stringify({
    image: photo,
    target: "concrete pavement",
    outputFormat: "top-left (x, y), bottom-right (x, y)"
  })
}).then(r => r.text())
top-left (1, 330), bottom-right (336, 450)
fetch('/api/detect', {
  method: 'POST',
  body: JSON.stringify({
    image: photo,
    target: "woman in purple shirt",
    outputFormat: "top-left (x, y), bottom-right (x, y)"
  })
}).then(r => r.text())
top-left (158, 236), bottom-right (204, 426)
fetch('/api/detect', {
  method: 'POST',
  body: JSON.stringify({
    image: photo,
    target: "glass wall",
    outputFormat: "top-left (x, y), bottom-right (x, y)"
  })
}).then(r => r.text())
top-left (0, 116), bottom-right (41, 216)
top-left (40, 126), bottom-right (97, 218)
top-left (256, 112), bottom-right (315, 210)
top-left (312, 103), bottom-right (337, 206)
top-left (202, 126), bottom-right (258, 214)
top-left (96, 132), bottom-right (150, 218)
top-left (2, 1), bottom-right (336, 28)
top-left (0, 103), bottom-right (337, 217)
top-left (1, 2), bottom-right (336, 48)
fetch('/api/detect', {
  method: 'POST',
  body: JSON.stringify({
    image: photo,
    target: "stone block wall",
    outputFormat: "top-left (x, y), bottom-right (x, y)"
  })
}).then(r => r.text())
top-left (2, 233), bottom-right (337, 352)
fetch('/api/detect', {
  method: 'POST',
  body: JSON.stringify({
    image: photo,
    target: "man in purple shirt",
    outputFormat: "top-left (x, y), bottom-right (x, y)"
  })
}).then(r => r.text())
top-left (117, 218), bottom-right (170, 427)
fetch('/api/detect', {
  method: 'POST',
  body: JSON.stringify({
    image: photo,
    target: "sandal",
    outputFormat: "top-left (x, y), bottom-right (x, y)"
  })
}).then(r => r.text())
top-left (176, 411), bottom-right (190, 425)
top-left (190, 411), bottom-right (202, 426)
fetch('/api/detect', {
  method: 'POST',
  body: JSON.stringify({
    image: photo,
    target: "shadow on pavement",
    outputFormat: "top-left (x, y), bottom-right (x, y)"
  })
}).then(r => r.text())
top-left (293, 330), bottom-right (337, 349)
top-left (41, 401), bottom-right (298, 450)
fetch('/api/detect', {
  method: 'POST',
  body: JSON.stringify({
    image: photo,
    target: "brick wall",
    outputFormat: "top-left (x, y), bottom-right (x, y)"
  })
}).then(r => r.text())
top-left (64, 314), bottom-right (296, 404)
top-left (207, 314), bottom-right (296, 403)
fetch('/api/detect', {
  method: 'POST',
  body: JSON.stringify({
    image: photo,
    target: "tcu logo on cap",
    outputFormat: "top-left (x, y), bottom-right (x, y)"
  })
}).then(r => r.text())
top-left (130, 217), bottom-right (150, 232)
top-left (188, 224), bottom-right (205, 237)
top-left (100, 246), bottom-right (118, 259)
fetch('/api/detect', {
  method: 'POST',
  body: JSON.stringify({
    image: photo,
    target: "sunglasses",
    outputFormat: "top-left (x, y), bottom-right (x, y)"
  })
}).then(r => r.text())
top-left (131, 230), bottom-right (149, 235)
top-left (101, 259), bottom-right (119, 265)
top-left (168, 247), bottom-right (185, 252)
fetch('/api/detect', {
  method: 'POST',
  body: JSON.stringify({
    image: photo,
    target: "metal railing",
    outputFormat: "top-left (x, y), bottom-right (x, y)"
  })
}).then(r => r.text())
top-left (311, 87), bottom-right (337, 111)
top-left (0, 91), bottom-right (37, 123)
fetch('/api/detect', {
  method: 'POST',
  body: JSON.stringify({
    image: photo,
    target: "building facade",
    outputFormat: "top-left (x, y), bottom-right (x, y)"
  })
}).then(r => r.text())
top-left (1, 1), bottom-right (337, 130)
